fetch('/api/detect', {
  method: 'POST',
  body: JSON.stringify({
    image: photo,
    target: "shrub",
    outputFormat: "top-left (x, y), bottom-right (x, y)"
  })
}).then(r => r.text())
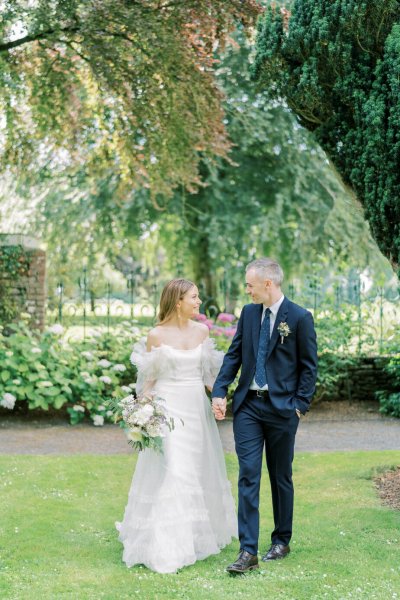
top-left (376, 354), bottom-right (400, 418)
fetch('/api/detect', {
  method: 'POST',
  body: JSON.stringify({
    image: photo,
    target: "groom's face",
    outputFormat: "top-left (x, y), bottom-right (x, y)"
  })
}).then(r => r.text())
top-left (245, 269), bottom-right (271, 305)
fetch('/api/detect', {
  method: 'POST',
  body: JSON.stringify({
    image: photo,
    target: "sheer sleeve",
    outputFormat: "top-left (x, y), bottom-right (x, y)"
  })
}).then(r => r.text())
top-left (201, 338), bottom-right (224, 389)
top-left (130, 338), bottom-right (171, 396)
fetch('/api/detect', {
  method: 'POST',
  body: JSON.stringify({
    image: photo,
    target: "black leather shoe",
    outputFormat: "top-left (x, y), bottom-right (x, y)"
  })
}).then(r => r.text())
top-left (261, 544), bottom-right (290, 562)
top-left (226, 550), bottom-right (259, 574)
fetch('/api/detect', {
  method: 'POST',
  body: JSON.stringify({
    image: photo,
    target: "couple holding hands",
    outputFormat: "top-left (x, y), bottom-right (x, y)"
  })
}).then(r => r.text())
top-left (116, 258), bottom-right (318, 574)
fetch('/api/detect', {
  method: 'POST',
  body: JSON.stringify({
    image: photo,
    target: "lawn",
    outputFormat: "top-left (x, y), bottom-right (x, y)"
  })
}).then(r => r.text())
top-left (1, 451), bottom-right (399, 600)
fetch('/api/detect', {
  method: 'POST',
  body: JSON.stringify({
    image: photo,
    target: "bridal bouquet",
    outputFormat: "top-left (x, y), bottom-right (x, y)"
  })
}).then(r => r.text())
top-left (108, 393), bottom-right (176, 453)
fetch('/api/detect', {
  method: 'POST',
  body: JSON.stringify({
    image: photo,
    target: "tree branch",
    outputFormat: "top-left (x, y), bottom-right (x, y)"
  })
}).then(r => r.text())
top-left (0, 25), bottom-right (80, 53)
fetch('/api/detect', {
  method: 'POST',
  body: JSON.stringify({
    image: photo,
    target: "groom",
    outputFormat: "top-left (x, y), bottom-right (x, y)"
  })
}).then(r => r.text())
top-left (212, 258), bottom-right (317, 574)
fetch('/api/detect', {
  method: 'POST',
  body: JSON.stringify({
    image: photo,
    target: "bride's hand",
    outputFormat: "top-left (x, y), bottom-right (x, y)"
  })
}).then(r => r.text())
top-left (212, 397), bottom-right (227, 420)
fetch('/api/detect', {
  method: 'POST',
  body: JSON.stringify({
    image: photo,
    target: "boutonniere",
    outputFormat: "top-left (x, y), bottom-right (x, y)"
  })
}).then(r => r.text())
top-left (277, 322), bottom-right (291, 344)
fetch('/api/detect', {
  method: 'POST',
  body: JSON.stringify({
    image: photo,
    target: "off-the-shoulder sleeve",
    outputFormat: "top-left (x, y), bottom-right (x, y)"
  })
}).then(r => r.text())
top-left (130, 338), bottom-right (171, 396)
top-left (201, 337), bottom-right (224, 388)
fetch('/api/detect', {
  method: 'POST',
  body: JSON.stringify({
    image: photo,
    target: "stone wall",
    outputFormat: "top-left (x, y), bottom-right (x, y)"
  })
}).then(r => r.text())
top-left (0, 236), bottom-right (46, 331)
top-left (336, 356), bottom-right (395, 402)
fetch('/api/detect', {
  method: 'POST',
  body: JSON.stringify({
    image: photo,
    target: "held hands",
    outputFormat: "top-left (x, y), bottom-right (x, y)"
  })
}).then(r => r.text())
top-left (212, 397), bottom-right (227, 421)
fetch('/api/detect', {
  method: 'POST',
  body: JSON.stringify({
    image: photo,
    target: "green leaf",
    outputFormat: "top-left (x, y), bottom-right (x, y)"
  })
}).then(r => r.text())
top-left (1, 370), bottom-right (10, 382)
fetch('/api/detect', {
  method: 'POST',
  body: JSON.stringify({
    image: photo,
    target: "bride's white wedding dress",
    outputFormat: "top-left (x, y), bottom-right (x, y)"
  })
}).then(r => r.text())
top-left (116, 338), bottom-right (237, 573)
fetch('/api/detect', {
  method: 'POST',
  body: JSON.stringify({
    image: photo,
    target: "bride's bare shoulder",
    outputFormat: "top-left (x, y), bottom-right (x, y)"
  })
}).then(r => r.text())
top-left (146, 326), bottom-right (163, 350)
top-left (191, 320), bottom-right (210, 340)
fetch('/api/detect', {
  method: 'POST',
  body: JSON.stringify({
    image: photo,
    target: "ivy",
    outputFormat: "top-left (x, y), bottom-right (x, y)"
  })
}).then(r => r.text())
top-left (0, 245), bottom-right (31, 325)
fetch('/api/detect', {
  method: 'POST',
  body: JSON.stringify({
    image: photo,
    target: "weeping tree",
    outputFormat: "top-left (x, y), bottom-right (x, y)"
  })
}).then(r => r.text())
top-left (0, 0), bottom-right (259, 198)
top-left (253, 0), bottom-right (400, 273)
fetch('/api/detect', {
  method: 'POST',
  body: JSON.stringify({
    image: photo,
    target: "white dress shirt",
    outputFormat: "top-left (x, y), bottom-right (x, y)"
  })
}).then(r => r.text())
top-left (249, 294), bottom-right (285, 391)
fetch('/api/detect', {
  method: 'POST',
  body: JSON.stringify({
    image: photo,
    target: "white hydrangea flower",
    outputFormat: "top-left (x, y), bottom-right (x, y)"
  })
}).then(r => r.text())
top-left (31, 347), bottom-right (42, 354)
top-left (120, 385), bottom-right (131, 393)
top-left (81, 351), bottom-right (94, 359)
top-left (134, 404), bottom-right (153, 426)
top-left (12, 379), bottom-right (21, 385)
top-left (129, 383), bottom-right (137, 389)
top-left (1, 393), bottom-right (16, 410)
top-left (106, 410), bottom-right (113, 417)
top-left (112, 364), bottom-right (126, 372)
top-left (98, 359), bottom-right (112, 368)
top-left (73, 405), bottom-right (85, 413)
top-left (5, 350), bottom-right (13, 357)
top-left (47, 324), bottom-right (64, 335)
top-left (80, 371), bottom-right (91, 378)
top-left (93, 414), bottom-right (104, 426)
top-left (97, 405), bottom-right (106, 411)
top-left (99, 375), bottom-right (112, 384)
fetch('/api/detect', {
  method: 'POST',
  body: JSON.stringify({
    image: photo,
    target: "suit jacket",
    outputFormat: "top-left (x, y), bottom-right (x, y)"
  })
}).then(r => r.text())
top-left (212, 297), bottom-right (318, 417)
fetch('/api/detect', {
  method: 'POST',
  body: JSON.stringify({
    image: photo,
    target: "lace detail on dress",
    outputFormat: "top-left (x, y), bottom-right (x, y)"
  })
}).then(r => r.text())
top-left (200, 337), bottom-right (224, 388)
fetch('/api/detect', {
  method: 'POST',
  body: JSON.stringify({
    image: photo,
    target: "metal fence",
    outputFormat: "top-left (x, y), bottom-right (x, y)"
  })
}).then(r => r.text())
top-left (46, 268), bottom-right (399, 354)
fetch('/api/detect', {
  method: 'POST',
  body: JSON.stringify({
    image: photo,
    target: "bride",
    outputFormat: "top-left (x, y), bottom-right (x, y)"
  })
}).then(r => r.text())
top-left (116, 278), bottom-right (237, 573)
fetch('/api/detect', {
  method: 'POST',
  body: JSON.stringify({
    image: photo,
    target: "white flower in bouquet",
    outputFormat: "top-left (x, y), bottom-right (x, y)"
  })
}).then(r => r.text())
top-left (112, 364), bottom-right (126, 372)
top-left (127, 427), bottom-right (143, 442)
top-left (31, 347), bottom-right (42, 354)
top-left (93, 414), bottom-right (104, 426)
top-left (48, 324), bottom-right (64, 335)
top-left (120, 385), bottom-right (131, 393)
top-left (129, 383), bottom-right (136, 389)
top-left (12, 379), bottom-right (21, 385)
top-left (1, 393), bottom-right (16, 410)
top-left (99, 375), bottom-right (112, 384)
top-left (80, 371), bottom-right (91, 378)
top-left (98, 359), bottom-right (112, 368)
top-left (82, 351), bottom-right (94, 359)
top-left (97, 405), bottom-right (106, 411)
top-left (146, 422), bottom-right (164, 438)
top-left (134, 404), bottom-right (154, 426)
top-left (73, 405), bottom-right (85, 413)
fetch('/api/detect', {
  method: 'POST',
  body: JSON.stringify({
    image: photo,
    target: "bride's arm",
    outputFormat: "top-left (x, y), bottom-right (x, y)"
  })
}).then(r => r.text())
top-left (139, 329), bottom-right (160, 398)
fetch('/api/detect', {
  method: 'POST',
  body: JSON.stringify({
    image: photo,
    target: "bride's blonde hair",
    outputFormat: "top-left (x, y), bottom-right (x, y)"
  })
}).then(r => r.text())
top-left (158, 278), bottom-right (196, 325)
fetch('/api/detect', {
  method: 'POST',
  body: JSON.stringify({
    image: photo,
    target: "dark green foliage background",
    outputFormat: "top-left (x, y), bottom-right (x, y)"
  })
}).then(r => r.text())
top-left (253, 0), bottom-right (400, 272)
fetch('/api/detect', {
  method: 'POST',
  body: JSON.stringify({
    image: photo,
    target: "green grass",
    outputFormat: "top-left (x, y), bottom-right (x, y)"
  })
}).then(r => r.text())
top-left (1, 452), bottom-right (399, 600)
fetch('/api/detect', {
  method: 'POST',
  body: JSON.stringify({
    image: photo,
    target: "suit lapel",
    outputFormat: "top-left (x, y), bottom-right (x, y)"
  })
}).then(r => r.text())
top-left (252, 303), bottom-right (263, 358)
top-left (267, 296), bottom-right (289, 359)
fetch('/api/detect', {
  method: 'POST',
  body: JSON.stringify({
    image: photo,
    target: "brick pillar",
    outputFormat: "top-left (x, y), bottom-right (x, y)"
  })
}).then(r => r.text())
top-left (0, 236), bottom-right (46, 331)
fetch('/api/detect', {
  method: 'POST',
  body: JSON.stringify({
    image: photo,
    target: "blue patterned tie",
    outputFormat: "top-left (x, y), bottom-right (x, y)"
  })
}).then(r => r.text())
top-left (255, 308), bottom-right (271, 388)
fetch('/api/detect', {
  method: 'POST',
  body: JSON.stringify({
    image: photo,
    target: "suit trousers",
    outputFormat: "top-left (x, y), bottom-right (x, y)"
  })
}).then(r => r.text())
top-left (233, 392), bottom-right (299, 555)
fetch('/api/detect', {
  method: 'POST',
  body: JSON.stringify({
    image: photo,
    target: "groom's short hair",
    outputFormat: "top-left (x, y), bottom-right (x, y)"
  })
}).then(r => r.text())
top-left (246, 258), bottom-right (284, 286)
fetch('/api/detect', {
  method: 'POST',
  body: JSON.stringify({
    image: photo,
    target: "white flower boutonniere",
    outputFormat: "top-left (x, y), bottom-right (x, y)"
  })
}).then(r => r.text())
top-left (277, 322), bottom-right (291, 344)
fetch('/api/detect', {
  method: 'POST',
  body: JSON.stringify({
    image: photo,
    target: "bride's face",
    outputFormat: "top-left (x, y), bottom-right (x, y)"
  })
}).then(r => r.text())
top-left (178, 286), bottom-right (202, 318)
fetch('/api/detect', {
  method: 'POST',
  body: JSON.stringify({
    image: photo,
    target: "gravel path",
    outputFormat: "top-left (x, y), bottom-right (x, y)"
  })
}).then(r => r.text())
top-left (1, 402), bottom-right (400, 455)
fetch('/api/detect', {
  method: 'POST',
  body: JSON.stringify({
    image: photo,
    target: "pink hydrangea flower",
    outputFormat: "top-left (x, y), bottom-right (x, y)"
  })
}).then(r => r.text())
top-left (204, 319), bottom-right (214, 329)
top-left (217, 313), bottom-right (236, 323)
top-left (223, 327), bottom-right (237, 337)
top-left (193, 313), bottom-right (207, 322)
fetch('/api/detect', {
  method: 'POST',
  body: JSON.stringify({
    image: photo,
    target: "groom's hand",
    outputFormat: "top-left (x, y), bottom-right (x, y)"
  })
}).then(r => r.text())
top-left (212, 397), bottom-right (227, 420)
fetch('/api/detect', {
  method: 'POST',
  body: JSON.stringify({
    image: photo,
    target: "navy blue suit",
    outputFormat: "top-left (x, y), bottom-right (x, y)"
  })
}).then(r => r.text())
top-left (212, 297), bottom-right (317, 554)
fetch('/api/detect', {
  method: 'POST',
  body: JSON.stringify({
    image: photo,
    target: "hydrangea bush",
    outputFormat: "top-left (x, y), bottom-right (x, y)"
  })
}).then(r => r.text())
top-left (0, 320), bottom-right (140, 425)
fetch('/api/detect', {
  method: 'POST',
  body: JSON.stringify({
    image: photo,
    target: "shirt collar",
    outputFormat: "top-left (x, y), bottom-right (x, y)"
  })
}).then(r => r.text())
top-left (263, 294), bottom-right (284, 317)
